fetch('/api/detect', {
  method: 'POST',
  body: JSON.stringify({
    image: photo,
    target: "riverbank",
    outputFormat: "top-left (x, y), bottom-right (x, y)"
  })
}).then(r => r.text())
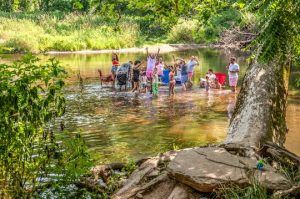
top-left (45, 44), bottom-right (225, 55)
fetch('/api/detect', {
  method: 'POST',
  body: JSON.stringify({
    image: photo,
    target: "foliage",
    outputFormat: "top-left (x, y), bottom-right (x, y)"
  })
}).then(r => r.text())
top-left (167, 19), bottom-right (200, 43)
top-left (0, 54), bottom-right (92, 198)
top-left (0, 12), bottom-right (139, 53)
top-left (247, 0), bottom-right (300, 63)
top-left (0, 0), bottom-right (262, 52)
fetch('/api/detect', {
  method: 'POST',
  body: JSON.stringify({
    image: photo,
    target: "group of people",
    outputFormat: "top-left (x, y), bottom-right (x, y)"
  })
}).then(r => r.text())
top-left (110, 48), bottom-right (240, 96)
top-left (200, 57), bottom-right (240, 92)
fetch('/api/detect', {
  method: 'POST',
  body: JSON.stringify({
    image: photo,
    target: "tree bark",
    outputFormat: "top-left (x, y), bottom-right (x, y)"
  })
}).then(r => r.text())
top-left (225, 57), bottom-right (290, 148)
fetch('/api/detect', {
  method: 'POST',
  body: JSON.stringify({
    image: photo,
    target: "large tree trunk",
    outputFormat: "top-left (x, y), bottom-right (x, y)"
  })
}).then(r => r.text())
top-left (225, 57), bottom-right (290, 148)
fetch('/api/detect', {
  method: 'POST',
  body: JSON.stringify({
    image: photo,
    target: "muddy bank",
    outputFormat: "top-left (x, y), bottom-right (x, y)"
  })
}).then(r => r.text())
top-left (46, 44), bottom-right (225, 55)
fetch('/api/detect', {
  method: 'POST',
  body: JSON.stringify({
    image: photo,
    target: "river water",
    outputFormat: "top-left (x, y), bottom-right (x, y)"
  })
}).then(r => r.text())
top-left (1, 48), bottom-right (299, 163)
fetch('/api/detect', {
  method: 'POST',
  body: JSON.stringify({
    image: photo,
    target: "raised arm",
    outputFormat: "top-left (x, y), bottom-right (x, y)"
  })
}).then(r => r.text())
top-left (156, 48), bottom-right (160, 57)
top-left (136, 60), bottom-right (145, 68)
top-left (194, 56), bottom-right (199, 64)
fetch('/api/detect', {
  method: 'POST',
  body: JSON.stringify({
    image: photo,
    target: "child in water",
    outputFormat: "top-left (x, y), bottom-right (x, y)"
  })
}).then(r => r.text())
top-left (152, 67), bottom-right (159, 97)
top-left (132, 60), bottom-right (144, 92)
top-left (205, 75), bottom-right (210, 92)
top-left (140, 71), bottom-right (147, 93)
top-left (169, 66), bottom-right (176, 96)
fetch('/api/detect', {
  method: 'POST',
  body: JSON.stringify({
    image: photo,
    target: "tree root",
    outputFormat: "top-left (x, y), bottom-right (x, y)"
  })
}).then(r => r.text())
top-left (272, 185), bottom-right (300, 197)
top-left (258, 142), bottom-right (300, 167)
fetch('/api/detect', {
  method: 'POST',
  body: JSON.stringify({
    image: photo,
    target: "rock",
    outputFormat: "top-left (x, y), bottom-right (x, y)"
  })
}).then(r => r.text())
top-left (168, 147), bottom-right (292, 192)
top-left (166, 184), bottom-right (200, 199)
top-left (113, 154), bottom-right (201, 199)
top-left (136, 193), bottom-right (143, 198)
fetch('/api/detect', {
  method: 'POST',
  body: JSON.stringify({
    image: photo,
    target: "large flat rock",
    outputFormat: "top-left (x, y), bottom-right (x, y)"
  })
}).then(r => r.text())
top-left (168, 147), bottom-right (291, 192)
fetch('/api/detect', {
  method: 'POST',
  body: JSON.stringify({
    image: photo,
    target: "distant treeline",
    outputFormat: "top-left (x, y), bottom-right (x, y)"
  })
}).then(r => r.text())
top-left (0, 1), bottom-right (257, 53)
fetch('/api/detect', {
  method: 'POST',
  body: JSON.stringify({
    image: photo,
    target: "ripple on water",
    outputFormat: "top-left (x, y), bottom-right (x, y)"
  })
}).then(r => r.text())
top-left (62, 82), bottom-right (234, 163)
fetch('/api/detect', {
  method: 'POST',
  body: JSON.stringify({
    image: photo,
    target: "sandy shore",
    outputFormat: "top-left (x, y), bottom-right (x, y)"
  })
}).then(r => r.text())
top-left (46, 44), bottom-right (224, 55)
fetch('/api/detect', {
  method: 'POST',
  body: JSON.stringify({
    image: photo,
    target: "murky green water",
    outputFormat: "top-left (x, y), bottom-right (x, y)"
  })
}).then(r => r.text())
top-left (1, 48), bottom-right (299, 163)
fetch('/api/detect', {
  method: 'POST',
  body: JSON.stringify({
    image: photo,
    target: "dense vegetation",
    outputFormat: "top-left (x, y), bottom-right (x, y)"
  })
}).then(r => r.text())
top-left (0, 0), bottom-right (256, 53)
top-left (0, 55), bottom-right (92, 198)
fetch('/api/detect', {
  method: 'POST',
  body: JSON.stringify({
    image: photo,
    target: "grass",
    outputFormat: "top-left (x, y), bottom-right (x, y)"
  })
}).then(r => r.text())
top-left (0, 9), bottom-right (254, 54)
top-left (214, 180), bottom-right (298, 199)
top-left (0, 12), bottom-right (140, 53)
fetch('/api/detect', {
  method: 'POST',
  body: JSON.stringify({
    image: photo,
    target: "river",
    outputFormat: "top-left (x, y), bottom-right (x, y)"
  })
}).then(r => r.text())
top-left (1, 48), bottom-right (299, 163)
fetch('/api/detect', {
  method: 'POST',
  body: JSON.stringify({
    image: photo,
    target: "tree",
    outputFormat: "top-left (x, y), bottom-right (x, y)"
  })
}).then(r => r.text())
top-left (226, 0), bottom-right (300, 148)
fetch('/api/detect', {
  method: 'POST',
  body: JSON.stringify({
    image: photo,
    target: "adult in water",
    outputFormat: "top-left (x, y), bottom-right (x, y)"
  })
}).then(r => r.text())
top-left (146, 47), bottom-right (160, 93)
top-left (187, 56), bottom-right (199, 82)
top-left (226, 57), bottom-right (240, 92)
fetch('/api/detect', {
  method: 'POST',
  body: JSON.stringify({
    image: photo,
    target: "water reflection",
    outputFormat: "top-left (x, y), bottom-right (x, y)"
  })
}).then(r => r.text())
top-left (227, 94), bottom-right (237, 120)
top-left (1, 48), bottom-right (299, 161)
top-left (63, 82), bottom-right (232, 163)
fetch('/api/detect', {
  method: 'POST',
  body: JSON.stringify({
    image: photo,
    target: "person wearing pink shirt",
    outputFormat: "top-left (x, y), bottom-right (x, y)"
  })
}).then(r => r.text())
top-left (146, 47), bottom-right (160, 93)
top-left (155, 57), bottom-right (164, 81)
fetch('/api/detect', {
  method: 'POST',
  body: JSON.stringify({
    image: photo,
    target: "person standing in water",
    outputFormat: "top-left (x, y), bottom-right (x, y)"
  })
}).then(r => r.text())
top-left (179, 59), bottom-right (188, 91)
top-left (111, 53), bottom-right (120, 86)
top-left (152, 67), bottom-right (159, 97)
top-left (169, 66), bottom-right (176, 96)
top-left (132, 60), bottom-right (144, 92)
top-left (187, 56), bottom-right (199, 82)
top-left (155, 57), bottom-right (164, 82)
top-left (146, 47), bottom-right (160, 93)
top-left (173, 57), bottom-right (188, 91)
top-left (226, 57), bottom-right (240, 92)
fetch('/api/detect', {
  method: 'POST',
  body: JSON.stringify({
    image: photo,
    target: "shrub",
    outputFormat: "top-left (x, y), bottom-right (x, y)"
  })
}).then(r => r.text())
top-left (0, 54), bottom-right (92, 198)
top-left (167, 19), bottom-right (200, 43)
top-left (0, 12), bottom-right (140, 53)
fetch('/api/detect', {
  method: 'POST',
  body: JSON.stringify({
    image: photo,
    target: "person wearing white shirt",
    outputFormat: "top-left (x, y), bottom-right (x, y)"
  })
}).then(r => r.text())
top-left (187, 56), bottom-right (199, 81)
top-left (226, 57), bottom-right (240, 92)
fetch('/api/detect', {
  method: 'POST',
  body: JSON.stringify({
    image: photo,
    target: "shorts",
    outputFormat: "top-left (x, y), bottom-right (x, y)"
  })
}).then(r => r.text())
top-left (188, 72), bottom-right (193, 78)
top-left (229, 77), bottom-right (238, 87)
top-left (169, 80), bottom-right (176, 85)
top-left (111, 65), bottom-right (118, 74)
top-left (158, 75), bottom-right (162, 82)
top-left (181, 74), bottom-right (188, 83)
top-left (146, 70), bottom-right (153, 78)
top-left (133, 77), bottom-right (139, 82)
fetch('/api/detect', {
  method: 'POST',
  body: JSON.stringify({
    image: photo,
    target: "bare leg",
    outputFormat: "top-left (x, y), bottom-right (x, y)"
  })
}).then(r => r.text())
top-left (172, 85), bottom-right (175, 95)
top-left (182, 83), bottom-right (186, 91)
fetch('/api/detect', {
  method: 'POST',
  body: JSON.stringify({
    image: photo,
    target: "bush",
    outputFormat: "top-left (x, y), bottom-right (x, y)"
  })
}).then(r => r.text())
top-left (0, 12), bottom-right (140, 53)
top-left (0, 54), bottom-right (92, 198)
top-left (167, 19), bottom-right (200, 43)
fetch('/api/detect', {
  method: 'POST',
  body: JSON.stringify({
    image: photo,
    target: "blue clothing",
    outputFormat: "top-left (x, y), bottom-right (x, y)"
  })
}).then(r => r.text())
top-left (111, 65), bottom-right (118, 73)
top-left (181, 74), bottom-right (188, 83)
top-left (181, 64), bottom-right (188, 75)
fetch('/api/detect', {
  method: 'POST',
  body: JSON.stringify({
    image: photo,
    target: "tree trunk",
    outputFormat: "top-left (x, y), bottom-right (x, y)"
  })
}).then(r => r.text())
top-left (225, 57), bottom-right (290, 148)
